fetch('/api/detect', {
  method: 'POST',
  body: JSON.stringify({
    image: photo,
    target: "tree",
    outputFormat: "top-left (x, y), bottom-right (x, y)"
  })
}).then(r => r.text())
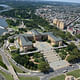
top-left (72, 48), bottom-right (79, 55)
top-left (47, 40), bottom-right (51, 43)
top-left (67, 55), bottom-right (78, 63)
top-left (9, 38), bottom-right (14, 43)
top-left (67, 42), bottom-right (77, 51)
top-left (76, 34), bottom-right (80, 39)
top-left (38, 62), bottom-right (50, 73)
top-left (55, 49), bottom-right (59, 53)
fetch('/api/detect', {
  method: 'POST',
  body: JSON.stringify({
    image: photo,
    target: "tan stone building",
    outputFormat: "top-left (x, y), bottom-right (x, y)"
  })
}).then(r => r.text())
top-left (53, 19), bottom-right (65, 30)
top-left (17, 30), bottom-right (63, 52)
top-left (17, 35), bottom-right (33, 52)
top-left (47, 32), bottom-right (62, 46)
top-left (53, 19), bottom-right (58, 24)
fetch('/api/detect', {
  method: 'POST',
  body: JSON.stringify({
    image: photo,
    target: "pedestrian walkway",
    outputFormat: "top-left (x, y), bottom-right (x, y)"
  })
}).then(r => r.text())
top-left (34, 41), bottom-right (69, 70)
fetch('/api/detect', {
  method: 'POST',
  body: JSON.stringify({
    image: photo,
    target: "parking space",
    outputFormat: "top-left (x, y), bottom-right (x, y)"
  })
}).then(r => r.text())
top-left (34, 41), bottom-right (69, 70)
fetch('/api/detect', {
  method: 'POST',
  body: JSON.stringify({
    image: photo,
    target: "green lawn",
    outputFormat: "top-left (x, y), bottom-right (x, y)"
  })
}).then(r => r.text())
top-left (0, 70), bottom-right (14, 80)
top-left (10, 46), bottom-right (16, 50)
top-left (50, 75), bottom-right (65, 80)
top-left (10, 61), bottom-right (24, 73)
top-left (19, 76), bottom-right (40, 80)
top-left (9, 25), bottom-right (18, 31)
top-left (0, 55), bottom-right (3, 62)
top-left (67, 69), bottom-right (80, 78)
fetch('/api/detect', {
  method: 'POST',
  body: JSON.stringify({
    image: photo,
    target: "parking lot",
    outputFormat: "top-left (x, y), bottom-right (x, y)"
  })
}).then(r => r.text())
top-left (34, 41), bottom-right (69, 70)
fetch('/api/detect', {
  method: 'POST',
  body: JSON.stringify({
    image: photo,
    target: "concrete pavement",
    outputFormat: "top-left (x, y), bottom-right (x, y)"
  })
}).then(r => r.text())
top-left (34, 41), bottom-right (69, 70)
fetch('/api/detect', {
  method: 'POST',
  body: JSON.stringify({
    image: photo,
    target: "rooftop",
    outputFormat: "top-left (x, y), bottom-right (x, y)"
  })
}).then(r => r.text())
top-left (47, 32), bottom-right (62, 41)
top-left (20, 35), bottom-right (32, 46)
top-left (31, 29), bottom-right (41, 36)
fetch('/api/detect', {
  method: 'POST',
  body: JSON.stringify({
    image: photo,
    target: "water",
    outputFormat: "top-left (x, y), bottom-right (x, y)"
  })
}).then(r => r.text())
top-left (0, 4), bottom-right (12, 35)
top-left (0, 18), bottom-right (8, 35)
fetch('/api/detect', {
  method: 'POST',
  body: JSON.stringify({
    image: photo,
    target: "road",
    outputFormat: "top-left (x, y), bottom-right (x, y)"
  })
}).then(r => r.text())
top-left (0, 48), bottom-right (19, 80)
top-left (2, 40), bottom-right (80, 80)
top-left (17, 63), bottom-right (79, 80)
top-left (42, 64), bottom-right (79, 80)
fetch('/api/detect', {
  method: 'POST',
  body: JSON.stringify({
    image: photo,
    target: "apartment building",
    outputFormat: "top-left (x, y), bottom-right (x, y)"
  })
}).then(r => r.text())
top-left (53, 19), bottom-right (65, 30)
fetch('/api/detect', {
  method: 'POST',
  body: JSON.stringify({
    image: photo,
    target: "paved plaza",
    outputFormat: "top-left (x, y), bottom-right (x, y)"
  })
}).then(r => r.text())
top-left (34, 41), bottom-right (69, 70)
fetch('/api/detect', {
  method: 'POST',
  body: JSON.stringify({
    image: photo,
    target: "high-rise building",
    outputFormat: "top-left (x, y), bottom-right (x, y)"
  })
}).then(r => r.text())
top-left (53, 19), bottom-right (65, 30)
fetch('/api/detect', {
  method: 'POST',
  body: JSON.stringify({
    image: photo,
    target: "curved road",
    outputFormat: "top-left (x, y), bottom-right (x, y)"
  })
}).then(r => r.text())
top-left (0, 48), bottom-right (19, 80)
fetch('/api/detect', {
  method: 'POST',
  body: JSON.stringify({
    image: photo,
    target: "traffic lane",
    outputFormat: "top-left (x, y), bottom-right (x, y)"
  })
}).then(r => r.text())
top-left (0, 50), bottom-right (10, 66)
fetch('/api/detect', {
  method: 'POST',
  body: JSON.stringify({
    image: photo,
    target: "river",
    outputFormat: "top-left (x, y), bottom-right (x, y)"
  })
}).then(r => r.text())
top-left (0, 4), bottom-right (12, 35)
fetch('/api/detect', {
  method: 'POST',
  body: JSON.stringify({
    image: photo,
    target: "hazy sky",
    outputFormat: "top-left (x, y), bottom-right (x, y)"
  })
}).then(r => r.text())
top-left (45, 0), bottom-right (80, 3)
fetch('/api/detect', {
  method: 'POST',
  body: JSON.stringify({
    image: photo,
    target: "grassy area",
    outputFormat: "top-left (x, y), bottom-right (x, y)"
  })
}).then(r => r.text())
top-left (67, 69), bottom-right (80, 78)
top-left (9, 25), bottom-right (18, 31)
top-left (0, 55), bottom-right (3, 62)
top-left (10, 46), bottom-right (17, 50)
top-left (10, 61), bottom-right (24, 73)
top-left (19, 76), bottom-right (40, 80)
top-left (0, 55), bottom-right (7, 69)
top-left (50, 75), bottom-right (65, 80)
top-left (0, 70), bottom-right (14, 80)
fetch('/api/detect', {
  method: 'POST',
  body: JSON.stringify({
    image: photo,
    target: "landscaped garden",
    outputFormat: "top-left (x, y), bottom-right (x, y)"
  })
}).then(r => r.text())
top-left (11, 52), bottom-right (50, 72)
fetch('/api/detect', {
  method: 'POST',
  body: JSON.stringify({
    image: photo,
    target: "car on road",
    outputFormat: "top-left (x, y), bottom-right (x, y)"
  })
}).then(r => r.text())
top-left (72, 66), bottom-right (75, 68)
top-left (63, 70), bottom-right (68, 73)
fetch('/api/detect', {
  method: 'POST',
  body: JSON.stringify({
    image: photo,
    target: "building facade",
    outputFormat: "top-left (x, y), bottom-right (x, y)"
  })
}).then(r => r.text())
top-left (17, 30), bottom-right (63, 52)
top-left (53, 19), bottom-right (65, 30)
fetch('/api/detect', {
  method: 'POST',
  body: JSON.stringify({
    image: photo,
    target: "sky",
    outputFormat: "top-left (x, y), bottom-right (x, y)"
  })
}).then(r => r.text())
top-left (7, 0), bottom-right (80, 4)
top-left (45, 0), bottom-right (80, 3)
